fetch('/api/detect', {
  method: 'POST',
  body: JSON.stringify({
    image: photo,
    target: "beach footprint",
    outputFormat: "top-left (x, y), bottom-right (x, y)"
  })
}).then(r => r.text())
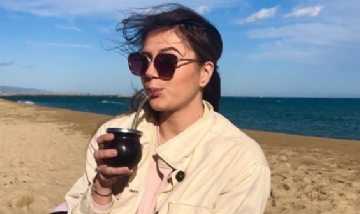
top-left (7, 194), bottom-right (34, 210)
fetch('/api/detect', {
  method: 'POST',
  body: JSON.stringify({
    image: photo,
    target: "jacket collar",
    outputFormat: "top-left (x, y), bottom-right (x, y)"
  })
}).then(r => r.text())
top-left (155, 101), bottom-right (216, 169)
top-left (127, 101), bottom-right (216, 192)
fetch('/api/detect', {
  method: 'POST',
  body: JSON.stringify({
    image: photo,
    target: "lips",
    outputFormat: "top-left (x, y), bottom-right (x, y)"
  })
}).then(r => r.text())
top-left (147, 88), bottom-right (163, 97)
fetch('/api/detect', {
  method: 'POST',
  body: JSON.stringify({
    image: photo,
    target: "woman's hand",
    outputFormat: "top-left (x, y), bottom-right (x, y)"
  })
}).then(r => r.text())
top-left (93, 133), bottom-right (134, 189)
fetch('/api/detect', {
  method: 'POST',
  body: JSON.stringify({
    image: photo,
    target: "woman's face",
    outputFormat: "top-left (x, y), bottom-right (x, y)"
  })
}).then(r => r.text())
top-left (140, 30), bottom-right (213, 112)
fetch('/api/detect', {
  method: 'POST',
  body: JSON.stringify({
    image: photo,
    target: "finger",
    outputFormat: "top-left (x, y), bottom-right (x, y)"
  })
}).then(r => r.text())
top-left (96, 165), bottom-right (134, 176)
top-left (95, 155), bottom-right (107, 166)
top-left (95, 158), bottom-right (103, 166)
top-left (93, 149), bottom-right (117, 160)
top-left (96, 133), bottom-right (114, 148)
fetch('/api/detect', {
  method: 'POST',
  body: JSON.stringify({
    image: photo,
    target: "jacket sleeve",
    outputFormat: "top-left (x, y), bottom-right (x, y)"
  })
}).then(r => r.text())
top-left (212, 162), bottom-right (271, 214)
top-left (64, 125), bottom-right (117, 214)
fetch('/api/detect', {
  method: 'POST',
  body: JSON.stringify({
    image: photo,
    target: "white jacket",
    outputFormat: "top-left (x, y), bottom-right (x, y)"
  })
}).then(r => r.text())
top-left (65, 101), bottom-right (271, 214)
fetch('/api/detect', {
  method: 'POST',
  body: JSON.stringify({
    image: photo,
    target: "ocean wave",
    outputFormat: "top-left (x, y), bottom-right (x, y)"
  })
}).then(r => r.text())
top-left (17, 100), bottom-right (35, 105)
top-left (101, 100), bottom-right (124, 105)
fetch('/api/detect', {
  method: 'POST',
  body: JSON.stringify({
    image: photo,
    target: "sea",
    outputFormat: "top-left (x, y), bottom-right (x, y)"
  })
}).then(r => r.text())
top-left (1, 95), bottom-right (359, 141)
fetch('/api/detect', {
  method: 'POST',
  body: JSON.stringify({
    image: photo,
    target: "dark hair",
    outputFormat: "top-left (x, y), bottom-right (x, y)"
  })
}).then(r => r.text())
top-left (116, 3), bottom-right (222, 112)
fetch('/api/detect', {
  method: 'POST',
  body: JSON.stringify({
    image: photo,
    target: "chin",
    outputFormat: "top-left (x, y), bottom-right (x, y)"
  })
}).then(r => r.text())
top-left (148, 98), bottom-right (166, 111)
top-left (149, 97), bottom-right (175, 112)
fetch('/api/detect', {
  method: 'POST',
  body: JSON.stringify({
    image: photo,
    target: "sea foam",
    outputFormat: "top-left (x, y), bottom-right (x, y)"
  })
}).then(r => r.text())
top-left (17, 100), bottom-right (35, 105)
top-left (101, 100), bottom-right (124, 105)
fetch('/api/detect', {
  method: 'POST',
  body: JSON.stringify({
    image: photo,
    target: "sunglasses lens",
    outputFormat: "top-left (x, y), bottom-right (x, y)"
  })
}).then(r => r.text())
top-left (128, 53), bottom-right (147, 76)
top-left (154, 54), bottom-right (177, 78)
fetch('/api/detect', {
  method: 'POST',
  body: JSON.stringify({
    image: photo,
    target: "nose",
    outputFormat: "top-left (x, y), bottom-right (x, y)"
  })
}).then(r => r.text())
top-left (142, 57), bottom-right (158, 80)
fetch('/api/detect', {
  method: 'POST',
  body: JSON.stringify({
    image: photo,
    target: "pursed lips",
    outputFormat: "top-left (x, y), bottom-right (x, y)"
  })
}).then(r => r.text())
top-left (146, 88), bottom-right (163, 96)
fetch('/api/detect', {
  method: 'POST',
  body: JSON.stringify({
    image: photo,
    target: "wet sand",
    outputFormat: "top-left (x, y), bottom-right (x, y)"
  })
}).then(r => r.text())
top-left (0, 98), bottom-right (359, 214)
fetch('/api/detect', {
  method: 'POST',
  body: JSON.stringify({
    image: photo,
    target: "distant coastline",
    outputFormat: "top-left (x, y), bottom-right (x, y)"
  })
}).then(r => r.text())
top-left (0, 92), bottom-right (132, 98)
top-left (0, 86), bottom-right (133, 98)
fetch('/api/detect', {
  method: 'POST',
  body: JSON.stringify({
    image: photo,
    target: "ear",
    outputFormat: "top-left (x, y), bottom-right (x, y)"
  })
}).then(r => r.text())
top-left (199, 61), bottom-right (214, 88)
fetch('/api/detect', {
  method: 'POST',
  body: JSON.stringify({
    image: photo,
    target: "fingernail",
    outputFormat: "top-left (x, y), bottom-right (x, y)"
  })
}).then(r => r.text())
top-left (111, 150), bottom-right (117, 155)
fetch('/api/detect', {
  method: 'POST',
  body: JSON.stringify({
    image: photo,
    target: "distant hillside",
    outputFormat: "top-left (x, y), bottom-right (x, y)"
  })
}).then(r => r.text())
top-left (0, 86), bottom-right (52, 93)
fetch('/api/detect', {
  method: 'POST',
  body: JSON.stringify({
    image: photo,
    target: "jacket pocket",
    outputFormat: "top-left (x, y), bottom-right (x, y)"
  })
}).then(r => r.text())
top-left (167, 203), bottom-right (211, 214)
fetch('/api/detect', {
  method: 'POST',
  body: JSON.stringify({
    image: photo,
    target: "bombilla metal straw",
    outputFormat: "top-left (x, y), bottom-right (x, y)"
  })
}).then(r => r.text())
top-left (131, 92), bottom-right (151, 130)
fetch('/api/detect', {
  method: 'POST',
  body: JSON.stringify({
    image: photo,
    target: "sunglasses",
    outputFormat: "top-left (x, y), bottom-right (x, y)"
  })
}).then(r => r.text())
top-left (128, 52), bottom-right (200, 79)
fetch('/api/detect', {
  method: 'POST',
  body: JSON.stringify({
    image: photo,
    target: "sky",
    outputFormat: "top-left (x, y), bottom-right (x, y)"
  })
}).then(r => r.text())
top-left (0, 0), bottom-right (359, 98)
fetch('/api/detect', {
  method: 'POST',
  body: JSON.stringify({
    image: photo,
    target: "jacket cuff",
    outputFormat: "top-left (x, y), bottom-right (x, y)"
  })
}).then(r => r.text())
top-left (72, 186), bottom-right (115, 214)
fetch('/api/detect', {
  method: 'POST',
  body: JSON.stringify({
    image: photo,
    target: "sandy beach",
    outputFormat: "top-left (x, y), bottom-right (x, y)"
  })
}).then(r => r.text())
top-left (0, 98), bottom-right (359, 214)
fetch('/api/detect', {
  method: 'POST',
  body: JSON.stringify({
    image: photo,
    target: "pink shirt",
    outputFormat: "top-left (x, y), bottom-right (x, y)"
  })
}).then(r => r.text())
top-left (137, 128), bottom-right (173, 214)
top-left (136, 153), bottom-right (173, 214)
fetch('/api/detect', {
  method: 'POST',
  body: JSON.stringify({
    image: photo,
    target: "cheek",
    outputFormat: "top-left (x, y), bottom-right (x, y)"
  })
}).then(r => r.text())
top-left (170, 67), bottom-right (200, 93)
top-left (183, 66), bottom-right (201, 85)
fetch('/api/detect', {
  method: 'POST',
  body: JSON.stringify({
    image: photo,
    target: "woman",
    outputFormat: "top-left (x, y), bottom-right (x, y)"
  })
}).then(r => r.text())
top-left (60, 3), bottom-right (270, 214)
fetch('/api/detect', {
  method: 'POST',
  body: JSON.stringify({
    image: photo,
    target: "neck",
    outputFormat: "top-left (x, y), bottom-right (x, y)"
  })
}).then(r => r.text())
top-left (158, 98), bottom-right (204, 143)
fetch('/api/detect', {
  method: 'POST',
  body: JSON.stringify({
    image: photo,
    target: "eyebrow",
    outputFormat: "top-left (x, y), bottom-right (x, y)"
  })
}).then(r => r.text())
top-left (142, 46), bottom-right (182, 56)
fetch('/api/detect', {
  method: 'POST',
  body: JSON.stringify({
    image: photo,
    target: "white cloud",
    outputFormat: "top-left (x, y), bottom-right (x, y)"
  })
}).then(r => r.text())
top-left (245, 23), bottom-right (360, 46)
top-left (0, 0), bottom-right (128, 17)
top-left (248, 49), bottom-right (324, 64)
top-left (195, 5), bottom-right (211, 14)
top-left (25, 40), bottom-right (92, 48)
top-left (239, 1), bottom-right (250, 11)
top-left (284, 5), bottom-right (324, 18)
top-left (0, 1), bottom-right (229, 18)
top-left (55, 25), bottom-right (82, 31)
top-left (242, 0), bottom-right (360, 65)
top-left (237, 6), bottom-right (278, 24)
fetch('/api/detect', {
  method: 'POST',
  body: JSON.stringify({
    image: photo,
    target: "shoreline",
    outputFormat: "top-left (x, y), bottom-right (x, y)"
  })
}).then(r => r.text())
top-left (1, 97), bottom-right (359, 142)
top-left (0, 93), bottom-right (133, 98)
top-left (1, 93), bottom-right (360, 99)
top-left (1, 98), bottom-right (359, 213)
